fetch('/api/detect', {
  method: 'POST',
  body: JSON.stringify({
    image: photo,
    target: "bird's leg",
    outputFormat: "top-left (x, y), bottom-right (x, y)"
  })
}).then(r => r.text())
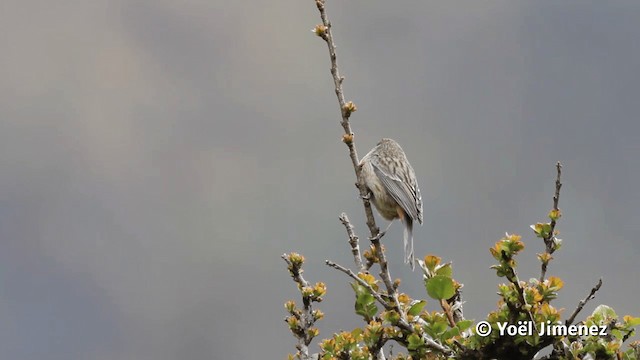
top-left (360, 188), bottom-right (371, 201)
top-left (380, 221), bottom-right (393, 237)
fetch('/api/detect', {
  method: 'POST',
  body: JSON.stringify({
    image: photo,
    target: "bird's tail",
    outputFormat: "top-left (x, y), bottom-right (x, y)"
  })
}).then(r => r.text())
top-left (403, 217), bottom-right (415, 271)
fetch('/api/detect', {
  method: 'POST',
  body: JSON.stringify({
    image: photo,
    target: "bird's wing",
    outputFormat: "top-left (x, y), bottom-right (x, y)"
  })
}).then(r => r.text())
top-left (371, 156), bottom-right (422, 222)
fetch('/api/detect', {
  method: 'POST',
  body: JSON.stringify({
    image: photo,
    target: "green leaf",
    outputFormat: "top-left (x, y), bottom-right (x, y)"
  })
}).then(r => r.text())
top-left (553, 238), bottom-right (562, 250)
top-left (623, 348), bottom-right (639, 360)
top-left (531, 223), bottom-right (543, 237)
top-left (365, 303), bottom-right (378, 319)
top-left (442, 327), bottom-right (460, 340)
top-left (591, 304), bottom-right (618, 324)
top-left (624, 316), bottom-right (640, 327)
top-left (408, 300), bottom-right (427, 316)
top-left (355, 298), bottom-right (378, 319)
top-left (407, 333), bottom-right (424, 350)
top-left (611, 329), bottom-right (624, 340)
top-left (435, 263), bottom-right (453, 277)
top-left (426, 275), bottom-right (456, 300)
top-left (356, 291), bottom-right (374, 306)
top-left (430, 320), bottom-right (448, 335)
top-left (382, 310), bottom-right (400, 324)
top-left (350, 282), bottom-right (365, 296)
top-left (352, 282), bottom-right (378, 320)
top-left (456, 319), bottom-right (473, 332)
top-left (491, 264), bottom-right (507, 277)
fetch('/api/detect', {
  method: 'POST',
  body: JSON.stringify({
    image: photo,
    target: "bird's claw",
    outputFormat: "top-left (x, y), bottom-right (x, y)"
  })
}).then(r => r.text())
top-left (370, 230), bottom-right (386, 241)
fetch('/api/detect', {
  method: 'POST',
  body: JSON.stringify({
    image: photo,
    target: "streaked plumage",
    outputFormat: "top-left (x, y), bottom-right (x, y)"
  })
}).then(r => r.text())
top-left (360, 138), bottom-right (423, 270)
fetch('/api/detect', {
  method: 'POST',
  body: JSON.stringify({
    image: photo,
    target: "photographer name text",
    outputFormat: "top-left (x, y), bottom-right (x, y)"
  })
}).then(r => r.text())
top-left (475, 320), bottom-right (607, 337)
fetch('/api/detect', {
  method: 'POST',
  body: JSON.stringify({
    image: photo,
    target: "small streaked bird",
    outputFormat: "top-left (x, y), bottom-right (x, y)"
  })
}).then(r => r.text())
top-left (359, 138), bottom-right (423, 270)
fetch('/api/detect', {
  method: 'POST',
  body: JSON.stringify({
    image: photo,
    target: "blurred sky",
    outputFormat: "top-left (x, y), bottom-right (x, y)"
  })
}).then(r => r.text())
top-left (1, 1), bottom-right (640, 359)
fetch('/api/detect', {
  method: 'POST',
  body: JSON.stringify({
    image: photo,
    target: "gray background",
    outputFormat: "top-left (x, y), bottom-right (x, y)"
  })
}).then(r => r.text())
top-left (1, 1), bottom-right (639, 359)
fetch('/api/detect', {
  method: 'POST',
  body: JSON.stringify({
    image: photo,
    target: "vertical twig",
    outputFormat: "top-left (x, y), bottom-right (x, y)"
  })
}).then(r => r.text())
top-left (540, 162), bottom-right (563, 282)
top-left (312, 0), bottom-right (398, 318)
top-left (339, 213), bottom-right (365, 272)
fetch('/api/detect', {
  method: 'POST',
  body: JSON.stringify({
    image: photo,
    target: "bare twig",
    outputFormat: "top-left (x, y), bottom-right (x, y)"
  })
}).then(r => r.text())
top-left (312, 0), bottom-right (380, 242)
top-left (439, 299), bottom-right (457, 328)
top-left (339, 213), bottom-right (365, 272)
top-left (313, 1), bottom-right (362, 181)
top-left (540, 162), bottom-right (562, 282)
top-left (565, 278), bottom-right (603, 326)
top-left (551, 162), bottom-right (563, 224)
top-left (449, 286), bottom-right (466, 325)
top-left (326, 260), bottom-right (391, 309)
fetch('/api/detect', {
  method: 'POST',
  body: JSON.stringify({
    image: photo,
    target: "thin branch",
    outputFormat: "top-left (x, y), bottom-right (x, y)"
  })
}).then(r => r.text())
top-left (565, 278), bottom-right (603, 326)
top-left (373, 234), bottom-right (397, 281)
top-left (312, 0), bottom-right (379, 242)
top-left (283, 254), bottom-right (310, 289)
top-left (282, 254), bottom-right (317, 360)
top-left (326, 260), bottom-right (391, 310)
top-left (313, 1), bottom-right (360, 177)
top-left (551, 162), bottom-right (563, 221)
top-left (449, 286), bottom-right (466, 325)
top-left (339, 213), bottom-right (364, 272)
top-left (312, 0), bottom-right (401, 331)
top-left (439, 299), bottom-right (457, 328)
top-left (540, 162), bottom-right (562, 281)
top-left (371, 342), bottom-right (388, 360)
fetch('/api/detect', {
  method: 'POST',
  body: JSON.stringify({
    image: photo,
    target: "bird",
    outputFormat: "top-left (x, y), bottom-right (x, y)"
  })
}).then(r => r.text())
top-left (359, 138), bottom-right (423, 270)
